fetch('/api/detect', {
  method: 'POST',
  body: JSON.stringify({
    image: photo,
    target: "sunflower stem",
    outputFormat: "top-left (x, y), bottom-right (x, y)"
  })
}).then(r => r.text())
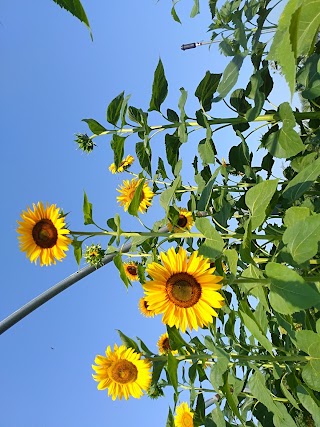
top-left (0, 228), bottom-right (168, 334)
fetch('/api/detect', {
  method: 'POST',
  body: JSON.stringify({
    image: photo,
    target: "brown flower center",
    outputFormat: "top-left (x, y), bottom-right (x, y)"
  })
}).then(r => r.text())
top-left (177, 214), bottom-right (188, 228)
top-left (166, 273), bottom-right (201, 308)
top-left (127, 265), bottom-right (138, 276)
top-left (143, 300), bottom-right (149, 310)
top-left (162, 337), bottom-right (171, 352)
top-left (110, 360), bottom-right (138, 384)
top-left (32, 219), bottom-right (58, 248)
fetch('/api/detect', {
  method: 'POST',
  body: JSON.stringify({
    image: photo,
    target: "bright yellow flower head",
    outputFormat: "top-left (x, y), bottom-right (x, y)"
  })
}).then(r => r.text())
top-left (123, 261), bottom-right (139, 281)
top-left (139, 297), bottom-right (156, 318)
top-left (175, 402), bottom-right (194, 427)
top-left (117, 178), bottom-right (154, 214)
top-left (143, 247), bottom-right (224, 332)
top-left (157, 332), bottom-right (178, 355)
top-left (167, 208), bottom-right (194, 233)
top-left (92, 344), bottom-right (152, 400)
top-left (109, 155), bottom-right (134, 174)
top-left (17, 202), bottom-right (71, 266)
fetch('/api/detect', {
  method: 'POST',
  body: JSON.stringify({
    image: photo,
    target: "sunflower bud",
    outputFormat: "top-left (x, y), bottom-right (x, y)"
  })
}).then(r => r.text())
top-left (75, 133), bottom-right (95, 153)
top-left (84, 244), bottom-right (105, 268)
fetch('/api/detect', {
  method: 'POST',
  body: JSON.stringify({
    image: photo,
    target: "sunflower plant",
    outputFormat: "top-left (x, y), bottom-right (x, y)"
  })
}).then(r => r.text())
top-left (4, 0), bottom-right (320, 425)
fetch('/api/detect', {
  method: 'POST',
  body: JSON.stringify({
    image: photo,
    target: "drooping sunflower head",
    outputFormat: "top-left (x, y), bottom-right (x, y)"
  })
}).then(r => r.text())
top-left (116, 178), bottom-right (154, 214)
top-left (167, 208), bottom-right (194, 233)
top-left (109, 155), bottom-right (134, 174)
top-left (124, 261), bottom-right (139, 281)
top-left (143, 247), bottom-right (224, 332)
top-left (139, 297), bottom-right (156, 318)
top-left (17, 202), bottom-right (71, 266)
top-left (174, 402), bottom-right (194, 427)
top-left (157, 332), bottom-right (178, 355)
top-left (92, 344), bottom-right (152, 400)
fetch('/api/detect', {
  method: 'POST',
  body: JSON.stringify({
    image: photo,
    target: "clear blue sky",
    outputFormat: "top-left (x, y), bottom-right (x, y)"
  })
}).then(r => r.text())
top-left (0, 1), bottom-right (291, 426)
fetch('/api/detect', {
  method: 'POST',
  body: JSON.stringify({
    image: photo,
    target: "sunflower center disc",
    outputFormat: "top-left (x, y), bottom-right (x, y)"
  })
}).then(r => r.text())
top-left (177, 215), bottom-right (188, 228)
top-left (111, 360), bottom-right (138, 384)
top-left (162, 337), bottom-right (171, 352)
top-left (166, 273), bottom-right (201, 308)
top-left (127, 265), bottom-right (137, 275)
top-left (32, 219), bottom-right (58, 248)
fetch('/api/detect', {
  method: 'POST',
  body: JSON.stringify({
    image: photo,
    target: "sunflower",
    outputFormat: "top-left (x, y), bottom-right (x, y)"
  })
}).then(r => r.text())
top-left (117, 178), bottom-right (154, 214)
top-left (175, 402), bottom-right (194, 427)
top-left (109, 155), bottom-right (134, 174)
top-left (92, 344), bottom-right (152, 400)
top-left (167, 208), bottom-right (194, 233)
top-left (143, 247), bottom-right (224, 332)
top-left (124, 261), bottom-right (139, 281)
top-left (157, 333), bottom-right (178, 355)
top-left (139, 297), bottom-right (156, 318)
top-left (17, 202), bottom-right (71, 266)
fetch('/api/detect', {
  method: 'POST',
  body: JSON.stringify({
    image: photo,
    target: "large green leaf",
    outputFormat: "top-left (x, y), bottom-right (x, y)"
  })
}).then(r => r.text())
top-left (297, 54), bottom-right (320, 100)
top-left (167, 352), bottom-right (179, 393)
top-left (283, 213), bottom-right (320, 264)
top-left (249, 370), bottom-right (296, 427)
top-left (239, 308), bottom-right (273, 354)
top-left (297, 384), bottom-right (320, 424)
top-left (53, 0), bottom-right (92, 37)
top-left (83, 191), bottom-right (94, 225)
top-left (149, 59), bottom-right (168, 112)
top-left (113, 253), bottom-right (130, 288)
top-left (266, 263), bottom-right (320, 314)
top-left (128, 178), bottom-right (146, 216)
top-left (195, 72), bottom-right (221, 111)
top-left (215, 54), bottom-right (245, 101)
top-left (110, 135), bottom-right (126, 169)
top-left (82, 119), bottom-right (107, 135)
top-left (107, 92), bottom-right (125, 126)
top-left (159, 176), bottom-right (181, 212)
top-left (282, 157), bottom-right (320, 203)
top-left (267, 0), bottom-right (303, 96)
top-left (195, 217), bottom-right (224, 259)
top-left (245, 179), bottom-right (278, 230)
top-left (296, 330), bottom-right (320, 391)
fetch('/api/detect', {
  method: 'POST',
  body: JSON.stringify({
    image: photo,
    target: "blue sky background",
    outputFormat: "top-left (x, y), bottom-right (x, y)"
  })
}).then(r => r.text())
top-left (1, 1), bottom-right (292, 426)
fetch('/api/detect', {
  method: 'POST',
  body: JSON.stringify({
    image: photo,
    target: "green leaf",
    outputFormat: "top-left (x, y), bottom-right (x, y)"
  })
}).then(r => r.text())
top-left (178, 88), bottom-right (188, 143)
top-left (128, 178), bottom-right (146, 216)
top-left (297, 54), bottom-right (320, 100)
top-left (195, 218), bottom-right (224, 259)
top-left (209, 345), bottom-right (230, 390)
top-left (53, 0), bottom-right (92, 38)
top-left (198, 139), bottom-right (216, 165)
top-left (166, 407), bottom-right (175, 427)
top-left (267, 0), bottom-right (303, 96)
top-left (149, 59), bottom-right (168, 112)
top-left (83, 191), bottom-right (94, 225)
top-left (165, 133), bottom-right (182, 174)
top-left (110, 135), bottom-right (126, 169)
top-left (297, 384), bottom-right (320, 424)
top-left (136, 141), bottom-right (152, 176)
top-left (296, 330), bottom-right (320, 391)
top-left (245, 72), bottom-right (265, 121)
top-left (194, 393), bottom-right (205, 426)
top-left (282, 157), bottom-right (320, 203)
top-left (245, 179), bottom-right (278, 230)
top-left (266, 262), bottom-right (320, 314)
top-left (215, 54), bottom-right (245, 101)
top-left (167, 352), bottom-right (179, 393)
top-left (280, 375), bottom-right (299, 409)
top-left (221, 372), bottom-right (245, 425)
top-left (210, 405), bottom-right (226, 427)
top-left (160, 176), bottom-right (181, 212)
top-left (239, 309), bottom-right (273, 354)
top-left (166, 325), bottom-right (190, 351)
top-left (291, 0), bottom-right (320, 58)
top-left (249, 370), bottom-right (296, 427)
top-left (190, 0), bottom-right (200, 18)
top-left (197, 168), bottom-right (220, 211)
top-left (82, 119), bottom-right (107, 135)
top-left (113, 253), bottom-right (130, 288)
top-left (116, 329), bottom-right (140, 353)
top-left (195, 72), bottom-right (221, 111)
top-left (107, 92), bottom-right (124, 126)
top-left (283, 213), bottom-right (320, 264)
top-left (229, 138), bottom-right (250, 174)
top-left (230, 88), bottom-right (251, 114)
top-left (224, 249), bottom-right (238, 283)
top-left (283, 206), bottom-right (311, 227)
top-left (171, 5), bottom-right (181, 23)
top-left (71, 238), bottom-right (83, 265)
